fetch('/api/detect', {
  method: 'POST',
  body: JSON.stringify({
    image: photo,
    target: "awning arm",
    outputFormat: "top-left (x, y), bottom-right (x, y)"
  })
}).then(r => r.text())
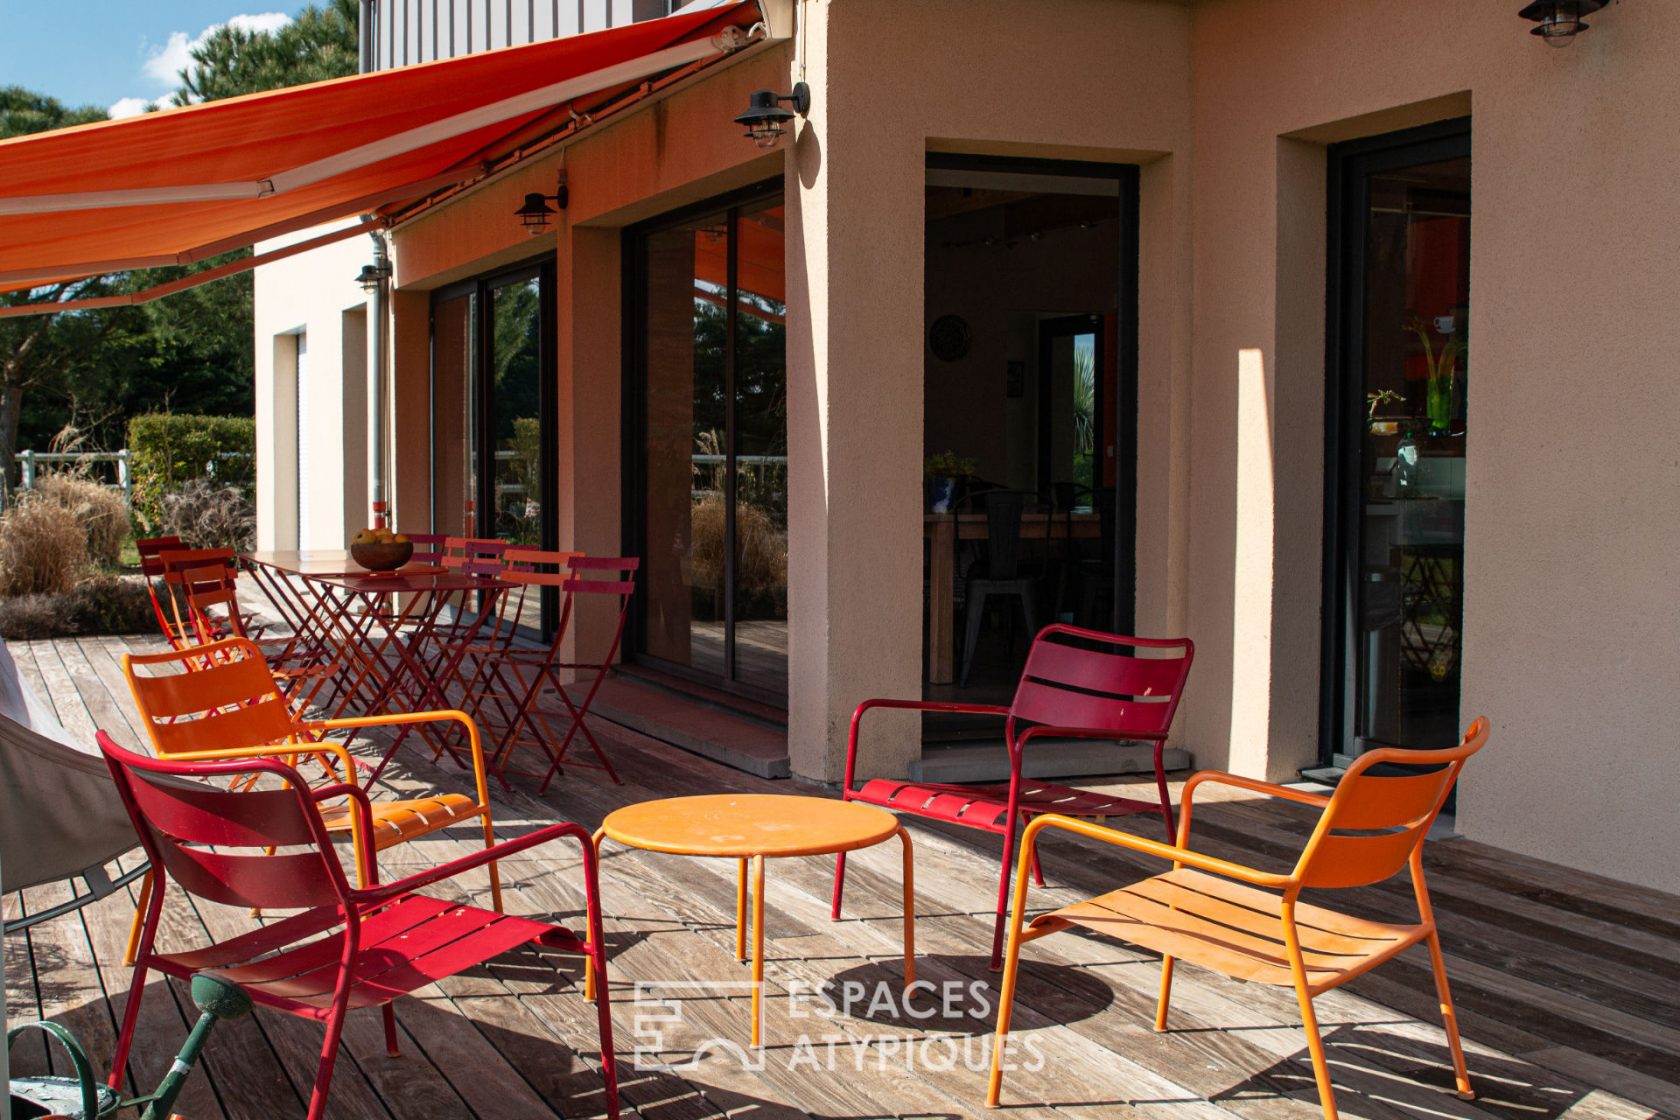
top-left (0, 219), bottom-right (381, 320)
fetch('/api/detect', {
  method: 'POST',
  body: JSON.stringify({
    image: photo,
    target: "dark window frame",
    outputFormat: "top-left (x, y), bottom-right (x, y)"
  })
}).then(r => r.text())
top-left (621, 177), bottom-right (786, 706)
top-left (925, 152), bottom-right (1140, 636)
top-left (428, 253), bottom-right (560, 638)
top-left (1319, 116), bottom-right (1472, 766)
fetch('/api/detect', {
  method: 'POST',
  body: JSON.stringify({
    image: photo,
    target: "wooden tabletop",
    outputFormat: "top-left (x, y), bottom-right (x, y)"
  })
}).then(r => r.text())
top-left (601, 794), bottom-right (900, 858)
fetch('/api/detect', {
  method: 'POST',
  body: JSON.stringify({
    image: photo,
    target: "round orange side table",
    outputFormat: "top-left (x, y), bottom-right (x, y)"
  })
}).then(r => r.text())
top-left (589, 793), bottom-right (915, 1046)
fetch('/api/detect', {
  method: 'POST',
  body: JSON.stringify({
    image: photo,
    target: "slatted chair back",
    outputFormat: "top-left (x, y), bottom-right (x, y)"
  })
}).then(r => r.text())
top-left (980, 489), bottom-right (1031, 580)
top-left (158, 548), bottom-right (241, 646)
top-left (1007, 625), bottom-right (1194, 745)
top-left (124, 638), bottom-right (301, 758)
top-left (562, 555), bottom-right (638, 634)
top-left (441, 536), bottom-right (508, 576)
top-left (500, 547), bottom-right (583, 625)
top-left (136, 535), bottom-right (189, 644)
top-left (1293, 717), bottom-right (1488, 890)
top-left (99, 731), bottom-right (355, 912)
top-left (400, 531), bottom-right (448, 569)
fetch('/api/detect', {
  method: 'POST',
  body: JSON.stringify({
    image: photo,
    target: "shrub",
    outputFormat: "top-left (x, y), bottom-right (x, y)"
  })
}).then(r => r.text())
top-left (32, 473), bottom-right (130, 567)
top-left (127, 413), bottom-right (255, 529)
top-left (0, 492), bottom-right (88, 597)
top-left (158, 479), bottom-right (255, 551)
top-left (0, 576), bottom-right (155, 639)
top-left (689, 491), bottom-right (787, 613)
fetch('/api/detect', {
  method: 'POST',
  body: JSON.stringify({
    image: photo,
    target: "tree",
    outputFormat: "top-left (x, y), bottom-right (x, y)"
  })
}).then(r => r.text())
top-left (173, 0), bottom-right (359, 104)
top-left (0, 88), bottom-right (119, 494)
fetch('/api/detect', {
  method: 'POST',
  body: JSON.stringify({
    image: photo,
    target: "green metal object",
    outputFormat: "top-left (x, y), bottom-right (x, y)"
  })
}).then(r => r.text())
top-left (8, 972), bottom-right (251, 1120)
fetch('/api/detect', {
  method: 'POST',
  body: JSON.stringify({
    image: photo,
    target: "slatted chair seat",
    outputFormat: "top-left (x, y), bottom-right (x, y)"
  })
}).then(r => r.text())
top-left (1030, 867), bottom-right (1424, 988)
top-left (853, 778), bottom-right (1165, 829)
top-left (148, 895), bottom-right (575, 1017)
top-left (317, 792), bottom-right (483, 850)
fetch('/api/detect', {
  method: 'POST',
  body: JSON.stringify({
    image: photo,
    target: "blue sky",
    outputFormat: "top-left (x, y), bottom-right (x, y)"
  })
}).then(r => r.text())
top-left (1, 3), bottom-right (296, 117)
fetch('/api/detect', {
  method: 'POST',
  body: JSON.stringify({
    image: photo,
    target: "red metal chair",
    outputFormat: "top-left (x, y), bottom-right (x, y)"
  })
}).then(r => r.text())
top-left (833, 624), bottom-right (1193, 969)
top-left (98, 733), bottom-right (619, 1120)
top-left (162, 549), bottom-right (338, 705)
top-left (135, 534), bottom-right (189, 647)
top-left (467, 556), bottom-right (636, 790)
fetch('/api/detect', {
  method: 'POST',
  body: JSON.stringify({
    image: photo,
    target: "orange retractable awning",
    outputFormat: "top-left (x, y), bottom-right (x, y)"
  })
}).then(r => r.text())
top-left (0, 2), bottom-right (762, 294)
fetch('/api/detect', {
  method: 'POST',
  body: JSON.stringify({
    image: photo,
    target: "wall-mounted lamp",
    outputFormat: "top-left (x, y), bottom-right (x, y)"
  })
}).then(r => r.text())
top-left (515, 171), bottom-right (569, 235)
top-left (354, 261), bottom-right (391, 291)
top-left (1519, 0), bottom-right (1612, 47)
top-left (733, 82), bottom-right (810, 149)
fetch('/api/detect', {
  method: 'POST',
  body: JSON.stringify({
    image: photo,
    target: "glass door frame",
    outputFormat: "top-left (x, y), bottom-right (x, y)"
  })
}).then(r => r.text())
top-left (428, 255), bottom-right (559, 637)
top-left (1319, 116), bottom-right (1471, 767)
top-left (621, 177), bottom-right (786, 706)
top-left (925, 153), bottom-right (1141, 637)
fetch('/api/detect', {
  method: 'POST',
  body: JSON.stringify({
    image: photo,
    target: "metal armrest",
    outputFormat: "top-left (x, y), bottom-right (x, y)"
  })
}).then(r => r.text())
top-left (844, 698), bottom-right (1012, 793)
top-left (352, 820), bottom-right (592, 904)
top-left (1019, 813), bottom-right (1293, 889)
top-left (301, 709), bottom-right (491, 805)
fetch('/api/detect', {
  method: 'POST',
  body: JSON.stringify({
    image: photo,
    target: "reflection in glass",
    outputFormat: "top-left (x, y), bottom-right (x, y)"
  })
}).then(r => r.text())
top-left (731, 201), bottom-right (788, 694)
top-left (638, 196), bottom-right (787, 696)
top-left (430, 292), bottom-right (476, 538)
top-left (1353, 156), bottom-right (1470, 750)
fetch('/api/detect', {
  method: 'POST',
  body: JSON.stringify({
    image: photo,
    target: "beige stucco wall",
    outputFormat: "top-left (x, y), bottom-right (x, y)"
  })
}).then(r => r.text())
top-left (252, 0), bottom-right (1679, 894)
top-left (1187, 0), bottom-right (1680, 891)
top-left (252, 225), bottom-right (373, 550)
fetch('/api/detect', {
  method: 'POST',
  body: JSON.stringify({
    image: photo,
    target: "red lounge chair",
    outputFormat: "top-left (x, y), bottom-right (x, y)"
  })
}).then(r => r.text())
top-left (99, 734), bottom-right (619, 1120)
top-left (834, 623), bottom-right (1193, 969)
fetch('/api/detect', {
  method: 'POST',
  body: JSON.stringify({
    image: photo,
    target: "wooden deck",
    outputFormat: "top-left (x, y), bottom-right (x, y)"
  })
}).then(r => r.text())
top-left (6, 634), bottom-right (1678, 1120)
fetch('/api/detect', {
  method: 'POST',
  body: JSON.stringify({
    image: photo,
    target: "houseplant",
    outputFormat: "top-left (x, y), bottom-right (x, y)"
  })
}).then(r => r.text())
top-left (924, 450), bottom-right (975, 513)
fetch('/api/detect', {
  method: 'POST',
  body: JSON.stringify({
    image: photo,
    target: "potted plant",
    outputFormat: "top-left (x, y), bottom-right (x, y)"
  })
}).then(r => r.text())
top-left (924, 450), bottom-right (975, 513)
top-left (1405, 316), bottom-right (1464, 436)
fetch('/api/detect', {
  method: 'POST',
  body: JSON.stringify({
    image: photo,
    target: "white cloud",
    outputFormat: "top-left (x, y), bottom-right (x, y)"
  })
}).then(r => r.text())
top-left (108, 96), bottom-right (166, 119)
top-left (140, 12), bottom-right (293, 88)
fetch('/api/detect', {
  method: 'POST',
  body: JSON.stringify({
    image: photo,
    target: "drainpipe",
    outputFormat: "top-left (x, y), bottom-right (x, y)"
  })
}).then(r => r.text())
top-left (359, 230), bottom-right (391, 529)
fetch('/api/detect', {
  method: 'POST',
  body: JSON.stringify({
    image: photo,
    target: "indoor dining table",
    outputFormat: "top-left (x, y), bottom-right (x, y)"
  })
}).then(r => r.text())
top-left (923, 511), bottom-right (1100, 685)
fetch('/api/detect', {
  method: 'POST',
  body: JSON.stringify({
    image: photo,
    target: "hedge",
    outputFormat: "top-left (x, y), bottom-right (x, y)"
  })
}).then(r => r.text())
top-left (127, 413), bottom-right (255, 529)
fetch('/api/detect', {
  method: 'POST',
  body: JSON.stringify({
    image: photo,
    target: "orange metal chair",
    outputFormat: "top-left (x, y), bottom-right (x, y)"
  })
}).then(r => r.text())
top-left (135, 534), bottom-right (190, 648)
top-left (987, 717), bottom-right (1490, 1120)
top-left (161, 548), bottom-right (339, 706)
top-left (118, 637), bottom-right (502, 964)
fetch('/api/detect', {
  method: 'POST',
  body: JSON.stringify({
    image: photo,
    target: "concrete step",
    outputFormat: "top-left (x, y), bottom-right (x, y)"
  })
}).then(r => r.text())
top-left (591, 675), bottom-right (790, 779)
top-left (911, 738), bottom-right (1191, 784)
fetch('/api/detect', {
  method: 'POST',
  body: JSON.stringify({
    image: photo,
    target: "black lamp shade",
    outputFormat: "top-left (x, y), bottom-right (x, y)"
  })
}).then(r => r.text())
top-left (1518, 0), bottom-right (1608, 43)
top-left (516, 192), bottom-right (557, 232)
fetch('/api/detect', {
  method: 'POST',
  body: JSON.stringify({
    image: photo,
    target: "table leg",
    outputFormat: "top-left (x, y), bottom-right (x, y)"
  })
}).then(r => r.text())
top-left (735, 857), bottom-right (747, 962)
top-left (585, 829), bottom-right (606, 1003)
top-left (897, 826), bottom-right (916, 986)
top-left (751, 854), bottom-right (765, 1048)
top-left (928, 519), bottom-right (955, 685)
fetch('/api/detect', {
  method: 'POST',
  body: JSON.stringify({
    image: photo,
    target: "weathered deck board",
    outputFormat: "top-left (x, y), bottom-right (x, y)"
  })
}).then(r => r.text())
top-left (5, 634), bottom-right (1677, 1120)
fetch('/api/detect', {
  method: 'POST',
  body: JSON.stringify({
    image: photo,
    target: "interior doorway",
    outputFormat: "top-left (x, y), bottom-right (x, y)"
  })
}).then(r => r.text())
top-left (1322, 119), bottom-right (1471, 764)
top-left (921, 156), bottom-right (1138, 706)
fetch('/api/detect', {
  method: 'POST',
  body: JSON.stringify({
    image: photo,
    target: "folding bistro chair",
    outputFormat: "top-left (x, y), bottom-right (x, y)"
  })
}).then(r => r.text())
top-left (162, 548), bottom-right (339, 706)
top-left (118, 637), bottom-right (502, 964)
top-left (445, 547), bottom-right (581, 774)
top-left (988, 718), bottom-right (1490, 1120)
top-left (135, 534), bottom-right (190, 647)
top-left (99, 735), bottom-right (618, 1120)
top-left (835, 624), bottom-right (1193, 969)
top-left (491, 556), bottom-right (637, 791)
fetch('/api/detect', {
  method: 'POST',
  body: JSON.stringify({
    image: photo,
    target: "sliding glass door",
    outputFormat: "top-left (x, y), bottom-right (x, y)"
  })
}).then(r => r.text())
top-left (430, 260), bottom-right (557, 636)
top-left (1323, 120), bottom-right (1471, 763)
top-left (628, 183), bottom-right (788, 702)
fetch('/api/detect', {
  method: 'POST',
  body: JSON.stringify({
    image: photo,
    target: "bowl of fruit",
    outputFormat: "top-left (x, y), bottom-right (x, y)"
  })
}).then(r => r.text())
top-left (349, 528), bottom-right (413, 573)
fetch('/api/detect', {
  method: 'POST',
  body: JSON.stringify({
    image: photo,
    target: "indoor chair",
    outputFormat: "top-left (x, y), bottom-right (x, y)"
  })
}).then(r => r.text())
top-left (987, 717), bottom-right (1490, 1120)
top-left (98, 735), bottom-right (618, 1120)
top-left (836, 623), bottom-right (1193, 968)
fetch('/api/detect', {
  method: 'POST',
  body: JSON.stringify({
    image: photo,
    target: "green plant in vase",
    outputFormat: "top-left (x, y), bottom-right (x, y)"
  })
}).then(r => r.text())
top-left (924, 450), bottom-right (976, 513)
top-left (1405, 317), bottom-right (1464, 436)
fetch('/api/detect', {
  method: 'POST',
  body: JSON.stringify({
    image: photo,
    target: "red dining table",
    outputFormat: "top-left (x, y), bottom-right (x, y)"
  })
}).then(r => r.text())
top-left (300, 567), bottom-right (511, 784)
